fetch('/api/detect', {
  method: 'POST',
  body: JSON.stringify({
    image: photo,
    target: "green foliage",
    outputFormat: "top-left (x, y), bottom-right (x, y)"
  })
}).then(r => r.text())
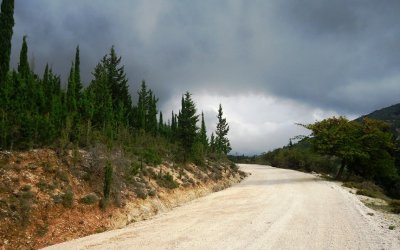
top-left (199, 112), bottom-right (208, 150)
top-left (18, 35), bottom-right (30, 78)
top-left (61, 190), bottom-right (74, 208)
top-left (79, 193), bottom-right (99, 205)
top-left (143, 148), bottom-right (162, 165)
top-left (156, 173), bottom-right (178, 189)
top-left (0, 0), bottom-right (14, 84)
top-left (178, 92), bottom-right (199, 158)
top-left (134, 188), bottom-right (148, 199)
top-left (215, 104), bottom-right (231, 155)
top-left (191, 141), bottom-right (206, 166)
top-left (259, 143), bottom-right (338, 175)
top-left (301, 117), bottom-right (396, 180)
top-left (56, 170), bottom-right (69, 182)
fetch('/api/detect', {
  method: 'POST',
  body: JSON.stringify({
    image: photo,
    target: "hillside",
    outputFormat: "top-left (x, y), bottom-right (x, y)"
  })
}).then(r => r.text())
top-left (357, 103), bottom-right (400, 138)
top-left (0, 148), bottom-right (246, 249)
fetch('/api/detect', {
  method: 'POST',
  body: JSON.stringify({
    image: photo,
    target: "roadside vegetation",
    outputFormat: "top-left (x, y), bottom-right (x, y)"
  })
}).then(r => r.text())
top-left (245, 116), bottom-right (400, 213)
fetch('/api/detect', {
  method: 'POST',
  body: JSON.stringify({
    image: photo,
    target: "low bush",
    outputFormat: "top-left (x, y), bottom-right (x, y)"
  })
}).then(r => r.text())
top-left (156, 173), bottom-right (178, 189)
top-left (53, 190), bottom-right (74, 208)
top-left (61, 190), bottom-right (74, 208)
top-left (134, 188), bottom-right (147, 199)
top-left (56, 170), bottom-right (69, 182)
top-left (79, 193), bottom-right (99, 205)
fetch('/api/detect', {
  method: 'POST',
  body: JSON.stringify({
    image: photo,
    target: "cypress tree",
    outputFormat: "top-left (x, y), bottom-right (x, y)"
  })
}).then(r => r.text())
top-left (210, 132), bottom-right (215, 153)
top-left (107, 46), bottom-right (131, 113)
top-left (199, 112), bottom-right (208, 149)
top-left (215, 104), bottom-right (231, 155)
top-left (66, 63), bottom-right (77, 112)
top-left (177, 92), bottom-right (199, 157)
top-left (146, 91), bottom-right (158, 135)
top-left (0, 0), bottom-right (14, 84)
top-left (136, 80), bottom-right (148, 130)
top-left (74, 46), bottom-right (82, 95)
top-left (159, 111), bottom-right (164, 135)
top-left (18, 36), bottom-right (30, 78)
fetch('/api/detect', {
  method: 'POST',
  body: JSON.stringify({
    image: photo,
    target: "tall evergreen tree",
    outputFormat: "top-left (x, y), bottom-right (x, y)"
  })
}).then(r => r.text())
top-left (18, 35), bottom-right (30, 78)
top-left (177, 92), bottom-right (199, 156)
top-left (74, 46), bottom-right (82, 95)
top-left (210, 132), bottom-right (216, 153)
top-left (66, 63), bottom-right (77, 112)
top-left (136, 80), bottom-right (148, 130)
top-left (106, 46), bottom-right (132, 113)
top-left (0, 0), bottom-right (14, 84)
top-left (159, 111), bottom-right (164, 135)
top-left (199, 112), bottom-right (208, 149)
top-left (215, 104), bottom-right (231, 155)
top-left (146, 91), bottom-right (158, 135)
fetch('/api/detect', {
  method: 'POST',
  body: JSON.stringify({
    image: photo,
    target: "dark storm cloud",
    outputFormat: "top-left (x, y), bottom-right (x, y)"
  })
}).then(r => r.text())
top-left (8, 1), bottom-right (400, 152)
top-left (11, 1), bottom-right (400, 111)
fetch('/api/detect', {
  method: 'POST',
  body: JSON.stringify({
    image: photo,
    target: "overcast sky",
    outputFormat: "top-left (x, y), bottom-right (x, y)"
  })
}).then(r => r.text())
top-left (9, 0), bottom-right (400, 155)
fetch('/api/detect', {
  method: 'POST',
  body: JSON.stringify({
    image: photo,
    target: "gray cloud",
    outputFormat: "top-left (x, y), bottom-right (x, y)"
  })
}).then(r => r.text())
top-left (8, 0), bottom-right (400, 153)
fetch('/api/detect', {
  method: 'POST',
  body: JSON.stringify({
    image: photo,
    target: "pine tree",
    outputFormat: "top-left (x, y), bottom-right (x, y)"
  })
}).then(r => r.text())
top-left (18, 36), bottom-right (30, 78)
top-left (215, 104), bottom-right (231, 155)
top-left (136, 80), bottom-right (148, 130)
top-left (0, 0), bottom-right (14, 84)
top-left (74, 46), bottom-right (82, 95)
top-left (210, 132), bottom-right (215, 153)
top-left (146, 91), bottom-right (158, 135)
top-left (177, 92), bottom-right (199, 157)
top-left (159, 111), bottom-right (164, 135)
top-left (87, 61), bottom-right (114, 128)
top-left (66, 62), bottom-right (77, 112)
top-left (107, 46), bottom-right (132, 114)
top-left (171, 111), bottom-right (177, 139)
top-left (199, 112), bottom-right (208, 150)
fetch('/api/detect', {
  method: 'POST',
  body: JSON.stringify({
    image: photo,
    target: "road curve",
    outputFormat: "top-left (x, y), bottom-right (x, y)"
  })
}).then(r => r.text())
top-left (44, 164), bottom-right (399, 250)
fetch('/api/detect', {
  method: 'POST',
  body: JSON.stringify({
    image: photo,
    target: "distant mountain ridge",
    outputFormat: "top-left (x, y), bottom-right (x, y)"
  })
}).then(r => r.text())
top-left (357, 102), bottom-right (400, 138)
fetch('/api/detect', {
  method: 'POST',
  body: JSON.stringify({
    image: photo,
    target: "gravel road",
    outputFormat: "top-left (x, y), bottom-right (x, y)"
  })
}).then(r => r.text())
top-left (44, 164), bottom-right (400, 250)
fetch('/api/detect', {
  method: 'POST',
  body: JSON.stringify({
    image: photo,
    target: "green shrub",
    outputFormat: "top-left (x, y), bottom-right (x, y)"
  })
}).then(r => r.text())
top-left (143, 149), bottom-right (162, 165)
top-left (21, 185), bottom-right (32, 192)
top-left (80, 193), bottom-right (99, 205)
top-left (156, 173), bottom-right (178, 189)
top-left (37, 180), bottom-right (55, 192)
top-left (56, 170), bottom-right (69, 182)
top-left (61, 190), bottom-right (74, 208)
top-left (134, 188), bottom-right (148, 199)
top-left (129, 162), bottom-right (141, 176)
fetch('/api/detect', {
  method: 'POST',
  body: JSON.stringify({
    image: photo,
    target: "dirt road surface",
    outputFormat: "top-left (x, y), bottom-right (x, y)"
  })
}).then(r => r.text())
top-left (44, 164), bottom-right (400, 250)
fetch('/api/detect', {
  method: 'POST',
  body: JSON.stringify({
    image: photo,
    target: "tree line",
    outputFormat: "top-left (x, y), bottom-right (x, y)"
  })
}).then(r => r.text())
top-left (259, 117), bottom-right (400, 199)
top-left (0, 0), bottom-right (231, 162)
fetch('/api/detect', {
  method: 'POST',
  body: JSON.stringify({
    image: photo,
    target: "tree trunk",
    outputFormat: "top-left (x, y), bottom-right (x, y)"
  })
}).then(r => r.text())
top-left (335, 159), bottom-right (345, 180)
